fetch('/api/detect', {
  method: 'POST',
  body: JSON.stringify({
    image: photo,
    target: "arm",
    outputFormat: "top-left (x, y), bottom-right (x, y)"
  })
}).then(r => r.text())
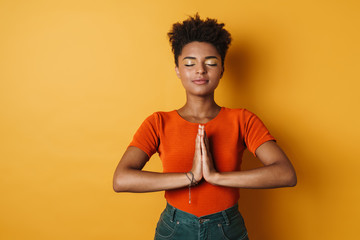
top-left (113, 134), bottom-right (203, 193)
top-left (113, 146), bottom-right (188, 192)
top-left (201, 127), bottom-right (297, 188)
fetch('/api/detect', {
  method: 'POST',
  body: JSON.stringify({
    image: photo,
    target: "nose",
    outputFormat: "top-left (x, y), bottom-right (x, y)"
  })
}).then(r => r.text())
top-left (196, 63), bottom-right (207, 74)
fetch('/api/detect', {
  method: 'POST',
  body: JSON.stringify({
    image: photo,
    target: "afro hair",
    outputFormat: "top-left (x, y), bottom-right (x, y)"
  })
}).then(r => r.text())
top-left (168, 13), bottom-right (232, 67)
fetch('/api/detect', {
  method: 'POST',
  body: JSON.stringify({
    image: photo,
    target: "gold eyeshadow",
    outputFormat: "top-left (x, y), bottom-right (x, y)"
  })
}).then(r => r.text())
top-left (183, 59), bottom-right (196, 66)
top-left (205, 59), bottom-right (218, 66)
top-left (182, 58), bottom-right (219, 67)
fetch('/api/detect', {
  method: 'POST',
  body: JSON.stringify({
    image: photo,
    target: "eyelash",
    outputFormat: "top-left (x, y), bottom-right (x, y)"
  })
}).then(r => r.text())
top-left (184, 63), bottom-right (217, 67)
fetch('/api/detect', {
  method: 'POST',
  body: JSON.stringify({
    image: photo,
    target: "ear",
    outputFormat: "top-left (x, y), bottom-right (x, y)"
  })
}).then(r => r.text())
top-left (175, 66), bottom-right (181, 79)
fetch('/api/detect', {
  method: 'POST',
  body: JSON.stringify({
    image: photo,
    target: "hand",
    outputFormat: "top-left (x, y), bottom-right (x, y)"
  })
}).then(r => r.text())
top-left (190, 125), bottom-right (203, 183)
top-left (199, 125), bottom-right (218, 183)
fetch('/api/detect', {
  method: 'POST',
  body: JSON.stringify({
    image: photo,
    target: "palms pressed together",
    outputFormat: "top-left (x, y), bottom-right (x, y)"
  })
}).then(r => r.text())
top-left (191, 125), bottom-right (217, 184)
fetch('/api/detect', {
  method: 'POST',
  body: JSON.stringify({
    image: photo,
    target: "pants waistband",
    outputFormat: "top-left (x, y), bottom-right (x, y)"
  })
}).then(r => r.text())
top-left (164, 203), bottom-right (240, 226)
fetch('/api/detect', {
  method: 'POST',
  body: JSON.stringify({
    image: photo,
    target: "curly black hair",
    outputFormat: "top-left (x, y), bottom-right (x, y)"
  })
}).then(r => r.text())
top-left (168, 13), bottom-right (232, 67)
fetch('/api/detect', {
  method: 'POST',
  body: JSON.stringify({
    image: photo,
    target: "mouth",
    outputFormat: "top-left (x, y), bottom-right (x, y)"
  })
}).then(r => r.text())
top-left (192, 79), bottom-right (209, 85)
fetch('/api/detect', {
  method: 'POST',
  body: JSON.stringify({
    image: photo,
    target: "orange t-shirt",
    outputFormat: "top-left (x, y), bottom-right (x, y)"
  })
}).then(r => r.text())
top-left (129, 107), bottom-right (275, 217)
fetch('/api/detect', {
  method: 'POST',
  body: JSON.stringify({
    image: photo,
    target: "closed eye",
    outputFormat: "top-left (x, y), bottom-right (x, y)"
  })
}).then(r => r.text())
top-left (205, 59), bottom-right (218, 66)
top-left (183, 59), bottom-right (196, 67)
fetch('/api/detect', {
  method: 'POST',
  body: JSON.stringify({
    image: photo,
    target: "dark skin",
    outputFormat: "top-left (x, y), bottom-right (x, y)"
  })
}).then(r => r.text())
top-left (113, 41), bottom-right (296, 193)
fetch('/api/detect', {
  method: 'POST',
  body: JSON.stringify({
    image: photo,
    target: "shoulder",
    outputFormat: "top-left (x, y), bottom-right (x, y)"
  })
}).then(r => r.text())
top-left (141, 110), bottom-right (178, 124)
top-left (221, 107), bottom-right (267, 129)
top-left (151, 110), bottom-right (177, 120)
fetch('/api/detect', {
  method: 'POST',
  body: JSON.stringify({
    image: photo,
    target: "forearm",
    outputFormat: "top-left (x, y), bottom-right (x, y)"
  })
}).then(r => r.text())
top-left (208, 162), bottom-right (297, 189)
top-left (113, 168), bottom-right (190, 193)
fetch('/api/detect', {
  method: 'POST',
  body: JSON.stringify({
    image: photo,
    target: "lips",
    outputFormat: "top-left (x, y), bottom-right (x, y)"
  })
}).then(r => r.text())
top-left (192, 79), bottom-right (209, 85)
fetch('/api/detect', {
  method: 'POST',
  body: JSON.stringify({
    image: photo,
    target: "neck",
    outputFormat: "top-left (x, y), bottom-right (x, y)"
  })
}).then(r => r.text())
top-left (178, 93), bottom-right (221, 118)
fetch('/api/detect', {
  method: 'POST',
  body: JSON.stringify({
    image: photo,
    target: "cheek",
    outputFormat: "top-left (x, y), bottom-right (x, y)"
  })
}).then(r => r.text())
top-left (179, 69), bottom-right (192, 79)
top-left (209, 68), bottom-right (223, 78)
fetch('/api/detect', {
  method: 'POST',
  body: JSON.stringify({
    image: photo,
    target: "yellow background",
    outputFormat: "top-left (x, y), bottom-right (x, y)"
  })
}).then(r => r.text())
top-left (1, 0), bottom-right (359, 239)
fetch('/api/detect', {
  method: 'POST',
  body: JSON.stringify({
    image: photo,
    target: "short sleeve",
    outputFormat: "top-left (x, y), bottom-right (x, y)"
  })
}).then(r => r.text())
top-left (243, 110), bottom-right (276, 156)
top-left (128, 113), bottom-right (160, 158)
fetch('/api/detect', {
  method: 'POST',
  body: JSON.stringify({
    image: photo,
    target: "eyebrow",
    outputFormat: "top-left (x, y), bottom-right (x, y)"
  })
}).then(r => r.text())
top-left (182, 56), bottom-right (219, 60)
top-left (205, 56), bottom-right (218, 59)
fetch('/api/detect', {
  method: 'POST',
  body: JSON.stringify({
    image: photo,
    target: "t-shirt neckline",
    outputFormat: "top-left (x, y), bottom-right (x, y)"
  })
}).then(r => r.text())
top-left (174, 107), bottom-right (225, 125)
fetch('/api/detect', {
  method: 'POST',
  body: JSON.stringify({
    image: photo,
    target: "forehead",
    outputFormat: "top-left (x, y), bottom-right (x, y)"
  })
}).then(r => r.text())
top-left (179, 41), bottom-right (220, 58)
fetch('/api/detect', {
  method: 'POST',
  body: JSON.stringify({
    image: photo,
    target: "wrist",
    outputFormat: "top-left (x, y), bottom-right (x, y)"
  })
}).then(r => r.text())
top-left (207, 172), bottom-right (221, 185)
top-left (190, 169), bottom-right (202, 182)
top-left (186, 171), bottom-right (198, 186)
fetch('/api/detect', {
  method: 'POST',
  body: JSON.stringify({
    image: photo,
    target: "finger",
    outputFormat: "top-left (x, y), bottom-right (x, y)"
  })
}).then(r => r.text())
top-left (195, 125), bottom-right (202, 154)
top-left (197, 125), bottom-right (203, 149)
top-left (202, 128), bottom-right (210, 150)
top-left (200, 136), bottom-right (208, 158)
top-left (195, 128), bottom-right (201, 150)
top-left (202, 126), bottom-right (210, 153)
top-left (195, 134), bottom-right (201, 153)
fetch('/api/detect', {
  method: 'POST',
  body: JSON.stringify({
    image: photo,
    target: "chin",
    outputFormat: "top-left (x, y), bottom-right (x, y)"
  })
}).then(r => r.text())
top-left (190, 91), bottom-right (215, 97)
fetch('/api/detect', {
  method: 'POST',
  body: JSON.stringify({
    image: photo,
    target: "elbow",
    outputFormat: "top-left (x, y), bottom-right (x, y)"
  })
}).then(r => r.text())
top-left (287, 175), bottom-right (297, 187)
top-left (277, 162), bottom-right (297, 188)
top-left (284, 170), bottom-right (297, 187)
top-left (113, 173), bottom-right (129, 193)
top-left (113, 178), bottom-right (122, 192)
top-left (113, 180), bottom-right (122, 193)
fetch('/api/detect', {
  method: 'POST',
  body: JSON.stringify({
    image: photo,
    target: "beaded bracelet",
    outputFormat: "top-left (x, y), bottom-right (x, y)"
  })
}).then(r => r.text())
top-left (185, 171), bottom-right (198, 204)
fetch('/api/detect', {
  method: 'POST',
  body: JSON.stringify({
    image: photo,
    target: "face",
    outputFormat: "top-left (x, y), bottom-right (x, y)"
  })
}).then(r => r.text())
top-left (175, 41), bottom-right (223, 97)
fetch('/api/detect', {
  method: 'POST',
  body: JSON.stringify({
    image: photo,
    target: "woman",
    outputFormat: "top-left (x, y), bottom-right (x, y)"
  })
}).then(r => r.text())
top-left (113, 14), bottom-right (297, 240)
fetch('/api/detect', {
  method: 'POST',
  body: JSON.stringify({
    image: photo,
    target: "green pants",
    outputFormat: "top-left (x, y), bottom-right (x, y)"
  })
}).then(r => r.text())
top-left (154, 203), bottom-right (249, 240)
